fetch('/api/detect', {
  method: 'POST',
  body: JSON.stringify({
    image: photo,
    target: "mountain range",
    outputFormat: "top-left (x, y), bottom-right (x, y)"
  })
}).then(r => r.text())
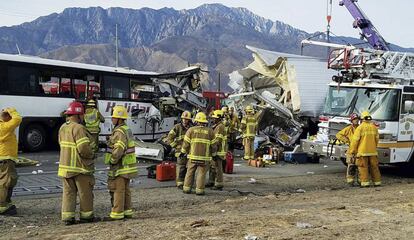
top-left (0, 4), bottom-right (411, 89)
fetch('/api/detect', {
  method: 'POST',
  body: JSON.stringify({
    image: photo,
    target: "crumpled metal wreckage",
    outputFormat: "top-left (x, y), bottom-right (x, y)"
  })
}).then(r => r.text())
top-left (228, 45), bottom-right (336, 148)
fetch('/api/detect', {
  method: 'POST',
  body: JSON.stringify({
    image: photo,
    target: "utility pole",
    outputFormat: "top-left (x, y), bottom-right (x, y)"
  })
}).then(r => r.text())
top-left (115, 24), bottom-right (119, 68)
top-left (217, 72), bottom-right (221, 92)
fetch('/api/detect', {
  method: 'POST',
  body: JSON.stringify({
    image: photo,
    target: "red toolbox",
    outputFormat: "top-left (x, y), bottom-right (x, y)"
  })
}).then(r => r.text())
top-left (156, 162), bottom-right (176, 181)
top-left (224, 151), bottom-right (234, 174)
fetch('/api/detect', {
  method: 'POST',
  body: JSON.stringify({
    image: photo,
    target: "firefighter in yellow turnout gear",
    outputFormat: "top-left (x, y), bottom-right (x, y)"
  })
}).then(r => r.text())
top-left (0, 108), bottom-right (22, 216)
top-left (166, 111), bottom-right (192, 188)
top-left (240, 105), bottom-right (257, 161)
top-left (58, 102), bottom-right (96, 225)
top-left (336, 113), bottom-right (359, 185)
top-left (84, 99), bottom-right (105, 152)
top-left (207, 110), bottom-right (227, 190)
top-left (349, 111), bottom-right (381, 187)
top-left (181, 112), bottom-right (217, 195)
top-left (228, 107), bottom-right (240, 151)
top-left (105, 106), bottom-right (138, 220)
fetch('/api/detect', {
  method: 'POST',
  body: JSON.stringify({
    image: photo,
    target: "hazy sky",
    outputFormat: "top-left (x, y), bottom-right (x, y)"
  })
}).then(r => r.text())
top-left (1, 0), bottom-right (412, 47)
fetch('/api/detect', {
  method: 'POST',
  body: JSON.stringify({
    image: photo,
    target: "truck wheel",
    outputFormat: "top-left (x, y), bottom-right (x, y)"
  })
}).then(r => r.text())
top-left (22, 124), bottom-right (46, 152)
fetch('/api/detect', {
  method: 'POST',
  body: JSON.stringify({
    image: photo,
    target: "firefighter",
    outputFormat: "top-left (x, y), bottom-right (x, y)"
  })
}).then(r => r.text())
top-left (349, 111), bottom-right (381, 187)
top-left (207, 110), bottom-right (227, 190)
top-left (336, 113), bottom-right (360, 185)
top-left (221, 106), bottom-right (231, 136)
top-left (166, 111), bottom-right (192, 188)
top-left (228, 106), bottom-right (240, 151)
top-left (181, 112), bottom-right (217, 195)
top-left (84, 99), bottom-right (105, 152)
top-left (105, 106), bottom-right (138, 220)
top-left (240, 105), bottom-right (257, 161)
top-left (0, 108), bottom-right (22, 216)
top-left (58, 102), bottom-right (96, 225)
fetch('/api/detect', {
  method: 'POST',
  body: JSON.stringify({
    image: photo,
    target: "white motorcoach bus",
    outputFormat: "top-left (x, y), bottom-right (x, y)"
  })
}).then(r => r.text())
top-left (0, 53), bottom-right (180, 152)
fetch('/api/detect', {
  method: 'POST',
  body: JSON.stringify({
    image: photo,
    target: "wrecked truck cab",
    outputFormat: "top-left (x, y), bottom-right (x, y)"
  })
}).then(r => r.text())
top-left (228, 45), bottom-right (335, 149)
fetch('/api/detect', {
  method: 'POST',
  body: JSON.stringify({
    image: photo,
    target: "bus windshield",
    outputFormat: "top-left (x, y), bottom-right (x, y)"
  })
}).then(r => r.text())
top-left (323, 86), bottom-right (400, 121)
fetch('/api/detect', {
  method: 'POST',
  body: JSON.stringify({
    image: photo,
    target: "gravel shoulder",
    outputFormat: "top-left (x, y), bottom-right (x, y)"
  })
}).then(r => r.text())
top-left (2, 167), bottom-right (414, 240)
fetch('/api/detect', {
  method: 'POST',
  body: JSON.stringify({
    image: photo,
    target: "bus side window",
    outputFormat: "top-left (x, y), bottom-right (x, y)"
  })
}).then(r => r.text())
top-left (39, 76), bottom-right (60, 96)
top-left (86, 75), bottom-right (101, 99)
top-left (7, 66), bottom-right (38, 94)
top-left (104, 75), bottom-right (129, 99)
top-left (39, 70), bottom-right (71, 96)
top-left (73, 78), bottom-right (87, 99)
top-left (130, 79), bottom-right (155, 100)
top-left (0, 64), bottom-right (7, 93)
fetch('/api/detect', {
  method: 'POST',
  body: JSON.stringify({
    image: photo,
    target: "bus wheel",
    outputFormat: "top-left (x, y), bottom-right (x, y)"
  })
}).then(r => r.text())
top-left (23, 124), bottom-right (46, 152)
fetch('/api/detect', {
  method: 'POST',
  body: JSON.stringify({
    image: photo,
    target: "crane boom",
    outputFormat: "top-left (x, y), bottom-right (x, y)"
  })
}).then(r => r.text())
top-left (339, 0), bottom-right (390, 51)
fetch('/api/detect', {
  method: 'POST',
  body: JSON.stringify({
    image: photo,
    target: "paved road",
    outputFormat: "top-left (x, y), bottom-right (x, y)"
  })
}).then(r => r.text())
top-left (13, 151), bottom-right (345, 197)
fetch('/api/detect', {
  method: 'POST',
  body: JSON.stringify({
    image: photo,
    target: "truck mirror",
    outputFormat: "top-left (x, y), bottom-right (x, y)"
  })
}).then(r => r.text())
top-left (404, 100), bottom-right (414, 113)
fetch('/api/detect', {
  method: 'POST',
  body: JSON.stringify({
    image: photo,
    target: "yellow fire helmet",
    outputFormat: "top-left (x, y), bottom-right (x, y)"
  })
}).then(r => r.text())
top-left (194, 112), bottom-right (208, 123)
top-left (245, 105), bottom-right (254, 113)
top-left (211, 109), bottom-right (224, 119)
top-left (111, 105), bottom-right (128, 119)
top-left (361, 111), bottom-right (372, 120)
top-left (181, 111), bottom-right (192, 120)
top-left (221, 106), bottom-right (229, 113)
top-left (86, 99), bottom-right (96, 107)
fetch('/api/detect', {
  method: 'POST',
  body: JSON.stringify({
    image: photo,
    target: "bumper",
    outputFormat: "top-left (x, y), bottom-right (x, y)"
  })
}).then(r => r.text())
top-left (300, 139), bottom-right (391, 163)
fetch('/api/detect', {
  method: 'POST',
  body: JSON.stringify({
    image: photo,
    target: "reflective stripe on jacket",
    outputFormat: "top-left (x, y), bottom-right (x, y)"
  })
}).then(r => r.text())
top-left (58, 121), bottom-right (95, 178)
top-left (105, 124), bottom-right (137, 178)
top-left (0, 108), bottom-right (22, 160)
top-left (85, 108), bottom-right (104, 134)
top-left (223, 115), bottom-right (231, 138)
top-left (181, 125), bottom-right (217, 162)
top-left (213, 122), bottom-right (228, 158)
top-left (166, 123), bottom-right (189, 156)
top-left (349, 121), bottom-right (379, 157)
top-left (240, 115), bottom-right (257, 138)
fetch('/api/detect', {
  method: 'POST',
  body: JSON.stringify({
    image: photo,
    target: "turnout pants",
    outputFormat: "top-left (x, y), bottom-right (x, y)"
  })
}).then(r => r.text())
top-left (243, 137), bottom-right (254, 160)
top-left (228, 132), bottom-right (237, 151)
top-left (208, 157), bottom-right (224, 187)
top-left (176, 156), bottom-right (188, 187)
top-left (0, 160), bottom-right (17, 214)
top-left (108, 176), bottom-right (132, 219)
top-left (90, 133), bottom-right (99, 153)
top-left (346, 156), bottom-right (357, 184)
top-left (183, 161), bottom-right (209, 194)
top-left (356, 156), bottom-right (381, 187)
top-left (61, 174), bottom-right (95, 221)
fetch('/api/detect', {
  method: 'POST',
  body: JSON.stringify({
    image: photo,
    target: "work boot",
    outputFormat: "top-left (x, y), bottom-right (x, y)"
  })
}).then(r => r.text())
top-left (79, 217), bottom-right (100, 224)
top-left (63, 218), bottom-right (76, 226)
top-left (205, 182), bottom-right (214, 188)
top-left (195, 192), bottom-right (205, 196)
top-left (212, 186), bottom-right (223, 191)
top-left (0, 205), bottom-right (17, 216)
top-left (183, 190), bottom-right (192, 194)
top-left (102, 216), bottom-right (125, 222)
top-left (177, 185), bottom-right (183, 190)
